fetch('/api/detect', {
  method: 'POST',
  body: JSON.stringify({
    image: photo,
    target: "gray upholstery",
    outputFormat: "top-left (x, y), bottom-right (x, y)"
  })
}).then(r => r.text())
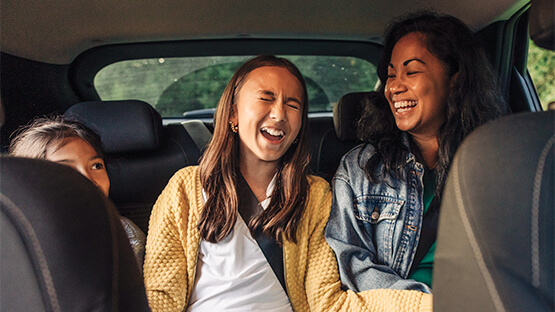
top-left (1, 157), bottom-right (149, 312)
top-left (434, 111), bottom-right (554, 311)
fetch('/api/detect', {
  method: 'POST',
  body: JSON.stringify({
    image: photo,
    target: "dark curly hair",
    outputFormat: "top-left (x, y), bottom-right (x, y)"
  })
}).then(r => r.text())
top-left (358, 11), bottom-right (508, 199)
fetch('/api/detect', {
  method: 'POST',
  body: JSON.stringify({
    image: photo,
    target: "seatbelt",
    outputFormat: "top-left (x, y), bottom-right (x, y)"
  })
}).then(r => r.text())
top-left (236, 174), bottom-right (287, 294)
top-left (408, 197), bottom-right (440, 277)
top-left (181, 120), bottom-right (212, 152)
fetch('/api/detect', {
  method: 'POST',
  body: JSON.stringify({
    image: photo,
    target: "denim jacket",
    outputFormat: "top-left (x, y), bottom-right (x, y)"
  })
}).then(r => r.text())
top-left (325, 135), bottom-right (432, 294)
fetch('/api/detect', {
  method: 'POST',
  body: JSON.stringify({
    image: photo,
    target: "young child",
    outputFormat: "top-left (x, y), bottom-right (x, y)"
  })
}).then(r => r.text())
top-left (143, 55), bottom-right (432, 311)
top-left (9, 116), bottom-right (147, 267)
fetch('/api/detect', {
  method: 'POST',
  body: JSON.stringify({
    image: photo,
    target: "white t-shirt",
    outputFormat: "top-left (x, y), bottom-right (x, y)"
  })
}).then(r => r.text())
top-left (187, 177), bottom-right (292, 312)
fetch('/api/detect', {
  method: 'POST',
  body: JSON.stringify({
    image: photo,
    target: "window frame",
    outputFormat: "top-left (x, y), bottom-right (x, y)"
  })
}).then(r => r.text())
top-left (92, 54), bottom-right (379, 118)
top-left (69, 38), bottom-right (383, 112)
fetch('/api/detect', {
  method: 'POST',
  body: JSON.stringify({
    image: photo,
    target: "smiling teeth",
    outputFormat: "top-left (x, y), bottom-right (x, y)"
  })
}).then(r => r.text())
top-left (261, 127), bottom-right (284, 137)
top-left (394, 100), bottom-right (417, 109)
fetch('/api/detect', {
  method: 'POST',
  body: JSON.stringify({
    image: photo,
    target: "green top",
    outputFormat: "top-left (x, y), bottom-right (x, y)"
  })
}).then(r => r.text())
top-left (409, 167), bottom-right (436, 288)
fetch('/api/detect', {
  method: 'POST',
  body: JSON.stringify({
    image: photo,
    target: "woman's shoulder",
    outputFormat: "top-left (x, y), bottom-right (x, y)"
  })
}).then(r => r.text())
top-left (306, 175), bottom-right (332, 207)
top-left (305, 175), bottom-right (332, 216)
top-left (307, 174), bottom-right (331, 193)
top-left (164, 165), bottom-right (200, 189)
top-left (154, 166), bottom-right (203, 213)
top-left (341, 143), bottom-right (376, 163)
top-left (335, 143), bottom-right (376, 176)
top-left (172, 165), bottom-right (199, 179)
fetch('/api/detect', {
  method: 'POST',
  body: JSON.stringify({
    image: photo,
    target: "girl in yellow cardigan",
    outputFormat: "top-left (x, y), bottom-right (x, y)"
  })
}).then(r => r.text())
top-left (143, 55), bottom-right (432, 312)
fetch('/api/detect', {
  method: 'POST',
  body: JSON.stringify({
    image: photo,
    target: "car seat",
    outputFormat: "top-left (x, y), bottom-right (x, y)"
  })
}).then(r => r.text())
top-left (310, 92), bottom-right (375, 181)
top-left (434, 111), bottom-right (554, 311)
top-left (1, 156), bottom-right (150, 311)
top-left (65, 100), bottom-right (211, 233)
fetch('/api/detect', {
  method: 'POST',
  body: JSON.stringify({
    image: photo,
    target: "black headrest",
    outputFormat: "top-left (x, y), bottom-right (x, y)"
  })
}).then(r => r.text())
top-left (0, 156), bottom-right (149, 311)
top-left (333, 92), bottom-right (378, 141)
top-left (530, 0), bottom-right (554, 50)
top-left (65, 100), bottom-right (163, 154)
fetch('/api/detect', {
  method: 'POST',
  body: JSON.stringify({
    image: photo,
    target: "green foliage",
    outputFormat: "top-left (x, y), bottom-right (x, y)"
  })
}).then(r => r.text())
top-left (156, 62), bottom-right (241, 116)
top-left (288, 56), bottom-right (378, 110)
top-left (94, 56), bottom-right (378, 117)
top-left (94, 45), bottom-right (553, 116)
top-left (527, 40), bottom-right (555, 110)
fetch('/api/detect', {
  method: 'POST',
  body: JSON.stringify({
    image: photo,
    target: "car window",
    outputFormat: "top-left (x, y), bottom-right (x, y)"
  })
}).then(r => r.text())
top-left (93, 55), bottom-right (378, 117)
top-left (527, 39), bottom-right (555, 110)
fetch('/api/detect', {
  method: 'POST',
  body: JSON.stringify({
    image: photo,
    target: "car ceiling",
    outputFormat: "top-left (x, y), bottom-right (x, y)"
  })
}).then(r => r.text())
top-left (1, 0), bottom-right (527, 65)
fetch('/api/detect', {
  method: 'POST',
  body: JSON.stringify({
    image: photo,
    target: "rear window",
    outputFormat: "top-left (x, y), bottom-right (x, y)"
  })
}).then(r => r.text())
top-left (527, 40), bottom-right (555, 110)
top-left (94, 56), bottom-right (378, 118)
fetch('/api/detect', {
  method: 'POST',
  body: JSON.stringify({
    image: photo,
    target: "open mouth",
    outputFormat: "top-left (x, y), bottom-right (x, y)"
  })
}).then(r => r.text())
top-left (394, 100), bottom-right (417, 113)
top-left (260, 126), bottom-right (285, 141)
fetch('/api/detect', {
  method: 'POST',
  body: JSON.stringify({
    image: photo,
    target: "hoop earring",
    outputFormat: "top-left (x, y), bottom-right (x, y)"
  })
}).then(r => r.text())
top-left (229, 121), bottom-right (238, 133)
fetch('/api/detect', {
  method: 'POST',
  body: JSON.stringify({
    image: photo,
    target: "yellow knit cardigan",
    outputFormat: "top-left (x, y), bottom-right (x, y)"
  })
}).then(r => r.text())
top-left (143, 166), bottom-right (432, 312)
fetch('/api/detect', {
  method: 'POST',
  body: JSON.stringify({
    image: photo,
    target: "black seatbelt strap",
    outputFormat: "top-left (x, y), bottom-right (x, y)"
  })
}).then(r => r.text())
top-left (408, 196), bottom-right (440, 277)
top-left (236, 174), bottom-right (287, 294)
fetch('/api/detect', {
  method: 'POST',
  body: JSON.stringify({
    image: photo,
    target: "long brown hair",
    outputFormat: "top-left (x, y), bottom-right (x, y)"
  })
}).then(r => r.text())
top-left (198, 55), bottom-right (310, 244)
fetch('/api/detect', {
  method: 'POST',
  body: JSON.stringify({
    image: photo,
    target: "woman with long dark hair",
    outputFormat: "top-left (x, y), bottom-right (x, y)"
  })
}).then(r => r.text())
top-left (325, 12), bottom-right (507, 293)
top-left (143, 55), bottom-right (432, 311)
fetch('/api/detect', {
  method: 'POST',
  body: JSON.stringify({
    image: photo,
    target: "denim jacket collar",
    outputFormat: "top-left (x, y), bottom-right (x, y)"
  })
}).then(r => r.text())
top-left (398, 132), bottom-right (423, 170)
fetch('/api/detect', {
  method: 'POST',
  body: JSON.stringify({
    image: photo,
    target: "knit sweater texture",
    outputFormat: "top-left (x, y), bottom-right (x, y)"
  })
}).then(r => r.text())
top-left (143, 166), bottom-right (432, 312)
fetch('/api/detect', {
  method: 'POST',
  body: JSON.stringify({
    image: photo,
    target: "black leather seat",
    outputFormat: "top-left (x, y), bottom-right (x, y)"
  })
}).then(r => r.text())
top-left (307, 115), bottom-right (337, 181)
top-left (434, 111), bottom-right (554, 311)
top-left (1, 157), bottom-right (150, 311)
top-left (310, 92), bottom-right (375, 182)
top-left (65, 100), bottom-right (211, 233)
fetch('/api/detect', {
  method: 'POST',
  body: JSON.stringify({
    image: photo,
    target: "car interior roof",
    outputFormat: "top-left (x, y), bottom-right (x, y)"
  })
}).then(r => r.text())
top-left (1, 0), bottom-right (528, 64)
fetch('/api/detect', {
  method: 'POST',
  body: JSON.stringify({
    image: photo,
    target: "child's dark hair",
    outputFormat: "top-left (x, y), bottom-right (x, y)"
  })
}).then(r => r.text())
top-left (9, 115), bottom-right (105, 160)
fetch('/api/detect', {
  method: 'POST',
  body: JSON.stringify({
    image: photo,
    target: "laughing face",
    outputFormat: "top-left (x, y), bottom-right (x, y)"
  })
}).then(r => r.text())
top-left (385, 32), bottom-right (452, 140)
top-left (230, 66), bottom-right (304, 166)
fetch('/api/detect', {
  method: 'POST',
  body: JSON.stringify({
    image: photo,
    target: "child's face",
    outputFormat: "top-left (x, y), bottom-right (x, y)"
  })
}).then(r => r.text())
top-left (47, 137), bottom-right (110, 197)
top-left (231, 66), bottom-right (304, 166)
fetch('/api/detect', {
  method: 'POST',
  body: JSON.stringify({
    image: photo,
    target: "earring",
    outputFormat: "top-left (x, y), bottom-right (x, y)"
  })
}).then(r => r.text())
top-left (293, 138), bottom-right (299, 144)
top-left (229, 121), bottom-right (238, 133)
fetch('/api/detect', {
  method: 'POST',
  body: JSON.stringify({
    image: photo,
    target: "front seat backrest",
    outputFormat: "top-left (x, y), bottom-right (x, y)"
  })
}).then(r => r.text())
top-left (434, 111), bottom-right (554, 311)
top-left (65, 100), bottom-right (209, 233)
top-left (1, 156), bottom-right (150, 312)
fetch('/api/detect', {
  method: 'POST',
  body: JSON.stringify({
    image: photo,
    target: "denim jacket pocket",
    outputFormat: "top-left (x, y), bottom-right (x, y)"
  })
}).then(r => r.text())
top-left (355, 195), bottom-right (404, 224)
top-left (355, 195), bottom-right (404, 263)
